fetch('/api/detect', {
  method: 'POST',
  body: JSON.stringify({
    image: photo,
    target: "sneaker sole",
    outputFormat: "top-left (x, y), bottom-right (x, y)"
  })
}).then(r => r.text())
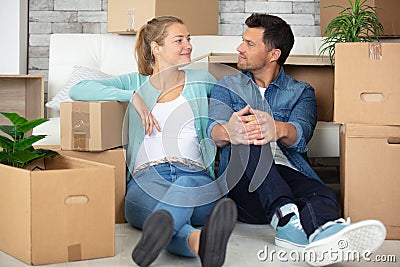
top-left (305, 220), bottom-right (386, 266)
top-left (199, 198), bottom-right (238, 267)
top-left (275, 237), bottom-right (306, 251)
top-left (132, 210), bottom-right (174, 267)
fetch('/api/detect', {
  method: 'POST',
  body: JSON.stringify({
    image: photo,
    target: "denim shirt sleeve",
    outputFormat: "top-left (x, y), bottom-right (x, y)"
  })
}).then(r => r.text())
top-left (207, 79), bottom-right (234, 139)
top-left (284, 83), bottom-right (317, 153)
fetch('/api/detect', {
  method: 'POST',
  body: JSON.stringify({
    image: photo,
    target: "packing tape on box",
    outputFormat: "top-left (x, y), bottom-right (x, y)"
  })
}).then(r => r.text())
top-left (71, 111), bottom-right (90, 150)
top-left (68, 243), bottom-right (82, 261)
top-left (369, 43), bottom-right (382, 60)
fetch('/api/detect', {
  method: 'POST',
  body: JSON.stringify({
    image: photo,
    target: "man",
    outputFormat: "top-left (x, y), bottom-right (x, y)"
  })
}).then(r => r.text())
top-left (208, 13), bottom-right (386, 266)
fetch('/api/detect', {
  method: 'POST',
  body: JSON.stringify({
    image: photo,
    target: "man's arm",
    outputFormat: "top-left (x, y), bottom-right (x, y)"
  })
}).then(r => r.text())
top-left (275, 121), bottom-right (297, 146)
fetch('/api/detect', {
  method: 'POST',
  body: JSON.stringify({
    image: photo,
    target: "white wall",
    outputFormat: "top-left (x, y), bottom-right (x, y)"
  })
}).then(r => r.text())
top-left (0, 0), bottom-right (28, 74)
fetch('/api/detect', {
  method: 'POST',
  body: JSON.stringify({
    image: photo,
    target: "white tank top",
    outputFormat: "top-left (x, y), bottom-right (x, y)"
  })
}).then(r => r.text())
top-left (258, 86), bottom-right (298, 171)
top-left (135, 95), bottom-right (204, 168)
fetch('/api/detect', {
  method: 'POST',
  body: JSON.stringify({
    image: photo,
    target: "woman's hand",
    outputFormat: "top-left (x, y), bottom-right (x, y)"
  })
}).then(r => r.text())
top-left (131, 92), bottom-right (161, 136)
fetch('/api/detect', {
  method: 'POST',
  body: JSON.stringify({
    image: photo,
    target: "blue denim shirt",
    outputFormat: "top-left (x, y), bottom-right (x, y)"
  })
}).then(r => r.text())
top-left (208, 68), bottom-right (322, 183)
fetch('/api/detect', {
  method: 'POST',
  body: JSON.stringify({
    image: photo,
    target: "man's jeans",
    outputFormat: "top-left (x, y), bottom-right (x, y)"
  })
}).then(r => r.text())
top-left (125, 162), bottom-right (221, 257)
top-left (226, 145), bottom-right (339, 236)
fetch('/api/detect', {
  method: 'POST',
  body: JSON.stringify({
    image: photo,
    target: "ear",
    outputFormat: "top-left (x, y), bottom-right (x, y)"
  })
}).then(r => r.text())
top-left (151, 41), bottom-right (161, 55)
top-left (270, 49), bottom-right (281, 63)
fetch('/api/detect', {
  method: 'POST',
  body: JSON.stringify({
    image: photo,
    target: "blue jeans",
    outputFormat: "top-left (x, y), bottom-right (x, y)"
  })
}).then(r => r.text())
top-left (125, 162), bottom-right (222, 257)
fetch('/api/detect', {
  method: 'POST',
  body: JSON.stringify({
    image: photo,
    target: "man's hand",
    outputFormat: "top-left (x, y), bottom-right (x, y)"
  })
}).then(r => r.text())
top-left (131, 92), bottom-right (161, 136)
top-left (240, 107), bottom-right (276, 145)
top-left (222, 105), bottom-right (269, 145)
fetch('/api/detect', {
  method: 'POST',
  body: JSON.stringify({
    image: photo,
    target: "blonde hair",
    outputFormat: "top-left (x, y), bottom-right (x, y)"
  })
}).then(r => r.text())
top-left (135, 16), bottom-right (184, 76)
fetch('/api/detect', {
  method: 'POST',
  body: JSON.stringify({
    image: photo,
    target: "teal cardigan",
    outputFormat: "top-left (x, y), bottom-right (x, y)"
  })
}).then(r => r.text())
top-left (70, 69), bottom-right (217, 182)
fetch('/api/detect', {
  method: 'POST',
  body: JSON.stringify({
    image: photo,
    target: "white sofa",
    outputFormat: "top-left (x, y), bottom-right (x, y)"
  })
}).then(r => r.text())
top-left (33, 33), bottom-right (339, 158)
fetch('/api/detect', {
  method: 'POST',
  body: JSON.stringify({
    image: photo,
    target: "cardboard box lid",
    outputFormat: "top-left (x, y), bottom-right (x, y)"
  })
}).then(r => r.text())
top-left (197, 53), bottom-right (332, 66)
top-left (342, 124), bottom-right (400, 139)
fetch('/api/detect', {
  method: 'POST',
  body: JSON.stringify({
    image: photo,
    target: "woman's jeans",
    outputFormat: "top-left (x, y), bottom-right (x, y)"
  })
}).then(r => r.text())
top-left (125, 162), bottom-right (222, 257)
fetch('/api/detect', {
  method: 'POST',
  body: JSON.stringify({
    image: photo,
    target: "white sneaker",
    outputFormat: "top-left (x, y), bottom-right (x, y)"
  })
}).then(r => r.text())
top-left (304, 218), bottom-right (386, 266)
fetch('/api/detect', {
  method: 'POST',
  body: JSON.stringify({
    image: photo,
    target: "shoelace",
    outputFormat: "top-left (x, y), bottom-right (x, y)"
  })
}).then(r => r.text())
top-left (291, 217), bottom-right (304, 231)
top-left (309, 217), bottom-right (351, 242)
top-left (321, 217), bottom-right (351, 231)
top-left (289, 205), bottom-right (305, 231)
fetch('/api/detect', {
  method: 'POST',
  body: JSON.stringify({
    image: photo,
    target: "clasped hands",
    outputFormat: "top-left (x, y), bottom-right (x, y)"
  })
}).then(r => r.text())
top-left (224, 105), bottom-right (276, 145)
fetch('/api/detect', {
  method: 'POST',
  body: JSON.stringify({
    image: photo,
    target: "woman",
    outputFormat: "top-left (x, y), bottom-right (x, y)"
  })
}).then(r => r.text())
top-left (69, 16), bottom-right (237, 267)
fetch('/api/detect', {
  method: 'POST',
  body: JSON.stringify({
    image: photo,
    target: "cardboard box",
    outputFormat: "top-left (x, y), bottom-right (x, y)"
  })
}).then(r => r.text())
top-left (107, 0), bottom-right (218, 35)
top-left (334, 42), bottom-right (400, 125)
top-left (194, 53), bottom-right (334, 122)
top-left (340, 124), bottom-right (400, 239)
top-left (320, 0), bottom-right (400, 37)
top-left (0, 75), bottom-right (44, 128)
top-left (0, 155), bottom-right (115, 265)
top-left (60, 101), bottom-right (128, 151)
top-left (58, 148), bottom-right (127, 223)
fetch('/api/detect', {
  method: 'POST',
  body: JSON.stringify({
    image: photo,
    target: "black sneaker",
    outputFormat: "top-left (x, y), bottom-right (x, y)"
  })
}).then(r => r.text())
top-left (131, 210), bottom-right (174, 267)
top-left (199, 198), bottom-right (237, 267)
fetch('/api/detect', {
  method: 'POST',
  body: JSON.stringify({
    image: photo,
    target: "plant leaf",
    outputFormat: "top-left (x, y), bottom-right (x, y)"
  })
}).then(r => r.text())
top-left (319, 0), bottom-right (384, 63)
top-left (0, 112), bottom-right (28, 126)
top-left (0, 151), bottom-right (9, 164)
top-left (14, 135), bottom-right (47, 151)
top-left (8, 150), bottom-right (42, 167)
top-left (0, 135), bottom-right (13, 151)
top-left (16, 118), bottom-right (48, 135)
top-left (0, 125), bottom-right (21, 141)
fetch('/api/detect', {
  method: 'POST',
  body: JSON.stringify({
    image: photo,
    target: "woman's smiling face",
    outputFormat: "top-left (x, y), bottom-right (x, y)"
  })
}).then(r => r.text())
top-left (154, 23), bottom-right (192, 69)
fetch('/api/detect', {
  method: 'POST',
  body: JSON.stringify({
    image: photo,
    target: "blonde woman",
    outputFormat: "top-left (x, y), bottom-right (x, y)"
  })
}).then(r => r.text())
top-left (70, 16), bottom-right (237, 267)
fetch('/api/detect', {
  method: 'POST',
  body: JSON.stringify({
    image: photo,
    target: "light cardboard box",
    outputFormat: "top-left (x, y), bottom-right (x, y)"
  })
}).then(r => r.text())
top-left (107, 0), bottom-right (218, 35)
top-left (194, 53), bottom-right (334, 122)
top-left (340, 124), bottom-right (400, 239)
top-left (58, 148), bottom-right (127, 223)
top-left (0, 75), bottom-right (44, 129)
top-left (334, 42), bottom-right (400, 125)
top-left (60, 101), bottom-right (128, 151)
top-left (0, 155), bottom-right (115, 265)
top-left (320, 0), bottom-right (400, 36)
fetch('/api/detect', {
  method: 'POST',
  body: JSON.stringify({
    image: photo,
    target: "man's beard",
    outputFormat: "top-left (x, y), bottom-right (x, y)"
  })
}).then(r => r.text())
top-left (237, 61), bottom-right (262, 72)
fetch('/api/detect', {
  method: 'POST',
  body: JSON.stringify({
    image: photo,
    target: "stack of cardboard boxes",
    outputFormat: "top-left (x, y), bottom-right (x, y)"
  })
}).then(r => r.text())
top-left (0, 80), bottom-right (118, 264)
top-left (59, 101), bottom-right (129, 224)
top-left (321, 0), bottom-right (400, 240)
top-left (334, 42), bottom-right (400, 240)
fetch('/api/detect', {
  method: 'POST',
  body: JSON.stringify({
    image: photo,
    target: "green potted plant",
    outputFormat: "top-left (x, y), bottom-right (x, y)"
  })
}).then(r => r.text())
top-left (0, 112), bottom-right (58, 169)
top-left (319, 0), bottom-right (384, 63)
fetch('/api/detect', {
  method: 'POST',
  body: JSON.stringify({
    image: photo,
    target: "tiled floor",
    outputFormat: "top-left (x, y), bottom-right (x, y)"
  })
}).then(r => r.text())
top-left (1, 223), bottom-right (399, 267)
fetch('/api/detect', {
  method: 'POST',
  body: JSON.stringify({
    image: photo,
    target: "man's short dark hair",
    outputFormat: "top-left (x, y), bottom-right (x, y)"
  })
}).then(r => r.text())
top-left (245, 13), bottom-right (294, 66)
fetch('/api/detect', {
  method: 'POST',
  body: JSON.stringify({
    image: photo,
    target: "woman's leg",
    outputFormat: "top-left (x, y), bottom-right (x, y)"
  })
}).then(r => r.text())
top-left (153, 163), bottom-right (221, 257)
top-left (125, 174), bottom-right (160, 229)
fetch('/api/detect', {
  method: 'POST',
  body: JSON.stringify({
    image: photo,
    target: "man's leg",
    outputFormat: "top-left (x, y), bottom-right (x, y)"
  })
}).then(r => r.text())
top-left (275, 164), bottom-right (386, 266)
top-left (226, 144), bottom-right (294, 223)
top-left (225, 145), bottom-right (309, 249)
top-left (275, 164), bottom-right (339, 236)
